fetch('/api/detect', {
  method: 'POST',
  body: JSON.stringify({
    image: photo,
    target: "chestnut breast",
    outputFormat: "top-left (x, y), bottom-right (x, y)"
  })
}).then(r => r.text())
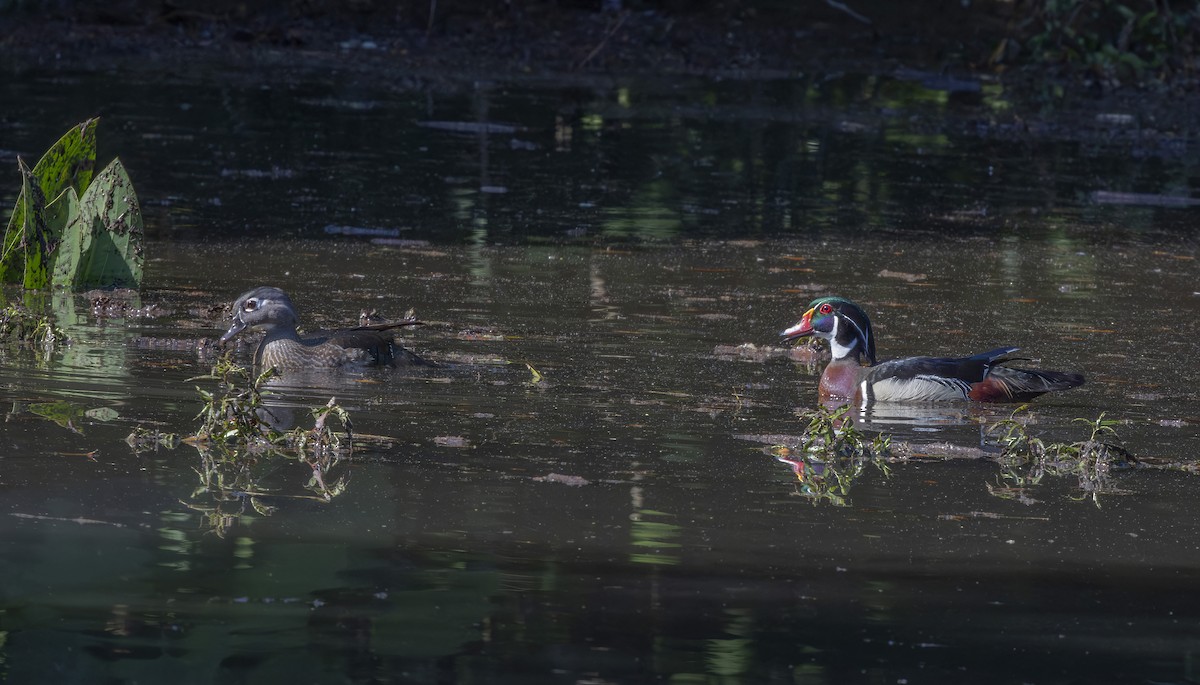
top-left (818, 360), bottom-right (865, 402)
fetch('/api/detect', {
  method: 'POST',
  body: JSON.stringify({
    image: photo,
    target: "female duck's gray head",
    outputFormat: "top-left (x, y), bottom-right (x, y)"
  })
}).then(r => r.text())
top-left (219, 286), bottom-right (299, 344)
top-left (780, 296), bottom-right (877, 364)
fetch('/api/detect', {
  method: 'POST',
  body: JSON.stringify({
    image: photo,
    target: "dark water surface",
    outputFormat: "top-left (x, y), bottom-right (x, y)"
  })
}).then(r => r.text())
top-left (1, 61), bottom-right (1199, 683)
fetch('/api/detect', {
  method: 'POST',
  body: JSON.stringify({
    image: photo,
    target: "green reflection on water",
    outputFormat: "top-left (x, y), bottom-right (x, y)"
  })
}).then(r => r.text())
top-left (603, 199), bottom-right (684, 241)
top-left (706, 608), bottom-right (754, 677)
top-left (982, 83), bottom-right (1011, 112)
top-left (629, 509), bottom-right (681, 566)
top-left (233, 536), bottom-right (254, 562)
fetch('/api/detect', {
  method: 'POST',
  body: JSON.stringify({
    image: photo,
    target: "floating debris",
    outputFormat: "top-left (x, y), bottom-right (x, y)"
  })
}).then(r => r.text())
top-left (417, 121), bottom-right (524, 134)
top-left (712, 342), bottom-right (823, 363)
top-left (533, 473), bottom-right (591, 487)
top-left (877, 269), bottom-right (927, 283)
top-left (1090, 191), bottom-right (1200, 207)
top-left (433, 435), bottom-right (470, 448)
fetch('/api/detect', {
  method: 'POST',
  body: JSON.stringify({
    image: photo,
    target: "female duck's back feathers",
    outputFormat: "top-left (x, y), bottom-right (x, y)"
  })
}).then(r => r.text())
top-left (304, 322), bottom-right (425, 366)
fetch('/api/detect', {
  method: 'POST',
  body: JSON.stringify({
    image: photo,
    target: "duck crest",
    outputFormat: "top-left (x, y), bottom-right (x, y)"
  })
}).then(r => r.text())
top-left (826, 298), bottom-right (876, 364)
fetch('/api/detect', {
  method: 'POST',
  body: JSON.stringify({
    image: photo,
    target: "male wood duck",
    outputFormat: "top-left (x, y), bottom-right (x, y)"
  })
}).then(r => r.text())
top-left (218, 286), bottom-right (425, 371)
top-left (780, 296), bottom-right (1084, 404)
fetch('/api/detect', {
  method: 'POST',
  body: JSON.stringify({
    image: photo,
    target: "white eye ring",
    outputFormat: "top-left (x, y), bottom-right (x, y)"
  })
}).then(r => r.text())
top-left (243, 298), bottom-right (259, 312)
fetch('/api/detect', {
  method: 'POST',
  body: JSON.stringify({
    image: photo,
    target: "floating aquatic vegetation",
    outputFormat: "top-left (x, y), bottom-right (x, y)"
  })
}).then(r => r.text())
top-left (525, 362), bottom-right (546, 387)
top-left (187, 354), bottom-right (352, 498)
top-left (0, 302), bottom-right (67, 351)
top-left (0, 301), bottom-right (67, 367)
top-left (769, 405), bottom-right (892, 506)
top-left (293, 398), bottom-right (352, 500)
top-left (126, 353), bottom-right (353, 535)
top-left (125, 428), bottom-right (181, 451)
top-left (763, 404), bottom-right (1139, 507)
top-left (986, 407), bottom-right (1135, 505)
top-left (189, 353), bottom-right (282, 449)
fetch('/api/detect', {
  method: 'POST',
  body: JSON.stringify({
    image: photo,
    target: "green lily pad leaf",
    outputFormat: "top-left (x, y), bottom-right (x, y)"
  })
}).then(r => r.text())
top-left (15, 159), bottom-right (52, 290)
top-left (0, 159), bottom-right (55, 289)
top-left (31, 118), bottom-right (99, 200)
top-left (2, 119), bottom-right (98, 284)
top-left (44, 187), bottom-right (80, 249)
top-left (53, 157), bottom-right (144, 290)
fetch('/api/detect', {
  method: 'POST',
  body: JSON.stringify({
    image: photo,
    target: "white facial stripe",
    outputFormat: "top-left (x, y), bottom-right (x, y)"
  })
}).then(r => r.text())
top-left (840, 313), bottom-right (870, 358)
top-left (842, 315), bottom-right (863, 340)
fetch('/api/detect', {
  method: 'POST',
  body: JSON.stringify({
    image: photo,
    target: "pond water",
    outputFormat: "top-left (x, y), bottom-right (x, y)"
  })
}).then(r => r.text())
top-left (1, 58), bottom-right (1199, 683)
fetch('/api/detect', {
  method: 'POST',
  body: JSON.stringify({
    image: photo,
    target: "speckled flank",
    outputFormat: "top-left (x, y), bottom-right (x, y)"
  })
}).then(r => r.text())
top-left (257, 337), bottom-right (372, 370)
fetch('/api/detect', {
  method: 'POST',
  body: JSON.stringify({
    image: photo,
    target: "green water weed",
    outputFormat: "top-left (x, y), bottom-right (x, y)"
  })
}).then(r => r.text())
top-left (987, 407), bottom-right (1133, 504)
top-left (0, 301), bottom-right (67, 350)
top-left (770, 405), bottom-right (892, 506)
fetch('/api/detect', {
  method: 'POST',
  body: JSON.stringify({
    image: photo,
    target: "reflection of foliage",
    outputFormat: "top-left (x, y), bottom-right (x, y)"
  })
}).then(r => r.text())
top-left (1017, 0), bottom-right (1198, 85)
top-left (125, 428), bottom-right (180, 451)
top-left (986, 407), bottom-right (1135, 505)
top-left (190, 354), bottom-right (352, 498)
top-left (629, 509), bottom-right (681, 566)
top-left (769, 405), bottom-right (891, 506)
top-left (25, 400), bottom-right (116, 434)
top-left (185, 445), bottom-right (280, 538)
top-left (0, 301), bottom-right (67, 354)
top-left (129, 353), bottom-right (352, 536)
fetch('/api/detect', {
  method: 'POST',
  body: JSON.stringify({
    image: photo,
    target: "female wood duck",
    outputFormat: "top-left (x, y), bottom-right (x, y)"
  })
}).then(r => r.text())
top-left (780, 296), bottom-right (1084, 404)
top-left (218, 286), bottom-right (425, 371)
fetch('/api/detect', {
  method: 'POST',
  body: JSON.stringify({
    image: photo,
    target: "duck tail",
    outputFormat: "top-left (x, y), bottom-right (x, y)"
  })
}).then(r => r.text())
top-left (969, 366), bottom-right (1085, 402)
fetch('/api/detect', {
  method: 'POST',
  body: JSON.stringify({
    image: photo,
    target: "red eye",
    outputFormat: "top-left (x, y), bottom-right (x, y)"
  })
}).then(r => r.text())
top-left (818, 303), bottom-right (833, 315)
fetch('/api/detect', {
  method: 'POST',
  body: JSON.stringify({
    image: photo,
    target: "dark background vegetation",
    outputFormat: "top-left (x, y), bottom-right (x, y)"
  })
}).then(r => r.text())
top-left (1, 0), bottom-right (1196, 90)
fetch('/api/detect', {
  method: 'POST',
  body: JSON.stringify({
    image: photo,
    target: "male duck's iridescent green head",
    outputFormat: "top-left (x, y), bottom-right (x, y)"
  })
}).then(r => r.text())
top-left (780, 296), bottom-right (877, 364)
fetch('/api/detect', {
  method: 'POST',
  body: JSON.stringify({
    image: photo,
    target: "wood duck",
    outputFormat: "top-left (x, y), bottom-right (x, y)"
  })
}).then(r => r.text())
top-left (218, 286), bottom-right (425, 371)
top-left (780, 296), bottom-right (1084, 404)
